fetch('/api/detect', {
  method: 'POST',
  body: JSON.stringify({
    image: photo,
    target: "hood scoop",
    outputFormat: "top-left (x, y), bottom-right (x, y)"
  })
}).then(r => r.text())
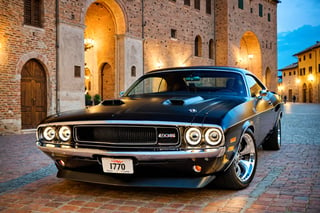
top-left (101, 99), bottom-right (125, 106)
top-left (163, 96), bottom-right (204, 106)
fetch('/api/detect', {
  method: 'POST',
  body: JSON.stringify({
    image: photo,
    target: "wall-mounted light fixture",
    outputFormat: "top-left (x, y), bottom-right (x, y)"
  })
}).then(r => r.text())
top-left (307, 74), bottom-right (314, 82)
top-left (84, 38), bottom-right (95, 51)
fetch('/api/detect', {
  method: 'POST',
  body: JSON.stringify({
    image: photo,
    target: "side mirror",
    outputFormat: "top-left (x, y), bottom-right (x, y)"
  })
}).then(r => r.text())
top-left (257, 90), bottom-right (268, 99)
top-left (119, 91), bottom-right (125, 97)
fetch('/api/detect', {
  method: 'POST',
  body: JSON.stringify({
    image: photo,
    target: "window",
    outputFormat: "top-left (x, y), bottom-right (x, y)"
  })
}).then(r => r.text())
top-left (245, 75), bottom-right (265, 97)
top-left (238, 0), bottom-right (244, 9)
top-left (171, 29), bottom-right (177, 39)
top-left (184, 0), bottom-right (190, 6)
top-left (283, 72), bottom-right (286, 77)
top-left (24, 0), bottom-right (42, 27)
top-left (206, 0), bottom-right (211, 14)
top-left (289, 72), bottom-right (291, 76)
top-left (303, 55), bottom-right (306, 60)
top-left (194, 0), bottom-right (200, 10)
top-left (131, 66), bottom-right (136, 77)
top-left (309, 53), bottom-right (312, 59)
top-left (259, 4), bottom-right (263, 17)
top-left (209, 39), bottom-right (214, 59)
top-left (195, 36), bottom-right (202, 57)
top-left (309, 66), bottom-right (312, 74)
top-left (74, 66), bottom-right (81, 78)
top-left (318, 64), bottom-right (320, 73)
top-left (268, 13), bottom-right (271, 22)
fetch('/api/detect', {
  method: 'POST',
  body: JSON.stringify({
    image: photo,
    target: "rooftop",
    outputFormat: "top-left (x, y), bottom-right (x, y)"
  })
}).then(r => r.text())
top-left (294, 41), bottom-right (320, 56)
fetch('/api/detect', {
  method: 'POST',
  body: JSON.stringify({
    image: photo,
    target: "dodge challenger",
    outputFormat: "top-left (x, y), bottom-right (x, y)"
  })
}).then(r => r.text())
top-left (36, 66), bottom-right (283, 189)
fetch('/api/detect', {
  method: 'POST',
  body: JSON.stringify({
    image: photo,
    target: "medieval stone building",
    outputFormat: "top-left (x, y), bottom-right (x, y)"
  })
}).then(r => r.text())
top-left (0, 0), bottom-right (280, 134)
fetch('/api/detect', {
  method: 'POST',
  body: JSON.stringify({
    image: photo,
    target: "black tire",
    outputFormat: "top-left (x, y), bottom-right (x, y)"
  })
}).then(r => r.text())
top-left (210, 129), bottom-right (257, 189)
top-left (262, 119), bottom-right (281, 150)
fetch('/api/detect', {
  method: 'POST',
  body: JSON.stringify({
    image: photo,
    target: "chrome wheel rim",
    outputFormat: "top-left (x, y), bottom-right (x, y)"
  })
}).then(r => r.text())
top-left (234, 133), bottom-right (256, 182)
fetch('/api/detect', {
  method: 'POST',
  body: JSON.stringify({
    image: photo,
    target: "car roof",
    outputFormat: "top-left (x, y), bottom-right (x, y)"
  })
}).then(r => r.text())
top-left (147, 66), bottom-right (252, 75)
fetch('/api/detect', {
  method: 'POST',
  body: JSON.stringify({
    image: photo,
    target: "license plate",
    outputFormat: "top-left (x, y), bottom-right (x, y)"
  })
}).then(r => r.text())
top-left (102, 158), bottom-right (134, 174)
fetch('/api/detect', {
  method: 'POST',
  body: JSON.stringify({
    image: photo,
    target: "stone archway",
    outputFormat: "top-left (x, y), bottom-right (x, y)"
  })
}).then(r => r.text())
top-left (239, 31), bottom-right (262, 79)
top-left (265, 67), bottom-right (272, 89)
top-left (84, 1), bottom-right (126, 99)
top-left (21, 59), bottom-right (47, 129)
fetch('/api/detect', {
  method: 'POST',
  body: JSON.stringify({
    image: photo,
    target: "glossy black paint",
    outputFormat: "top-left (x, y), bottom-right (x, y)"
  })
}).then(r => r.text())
top-left (36, 66), bottom-right (283, 188)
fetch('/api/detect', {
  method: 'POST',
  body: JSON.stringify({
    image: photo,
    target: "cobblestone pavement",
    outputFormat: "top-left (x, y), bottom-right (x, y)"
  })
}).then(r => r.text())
top-left (0, 103), bottom-right (319, 213)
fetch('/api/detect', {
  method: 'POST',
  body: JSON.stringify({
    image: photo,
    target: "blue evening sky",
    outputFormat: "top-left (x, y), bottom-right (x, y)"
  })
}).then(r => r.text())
top-left (277, 0), bottom-right (320, 69)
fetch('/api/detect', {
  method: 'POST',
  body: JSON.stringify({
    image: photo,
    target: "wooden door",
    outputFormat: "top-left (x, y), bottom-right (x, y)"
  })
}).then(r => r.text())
top-left (21, 59), bottom-right (47, 129)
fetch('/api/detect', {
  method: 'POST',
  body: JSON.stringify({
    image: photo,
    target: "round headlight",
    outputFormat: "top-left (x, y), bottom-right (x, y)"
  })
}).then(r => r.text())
top-left (43, 127), bottom-right (56, 141)
top-left (185, 128), bottom-right (202, 146)
top-left (58, 126), bottom-right (72, 142)
top-left (205, 128), bottom-right (222, 146)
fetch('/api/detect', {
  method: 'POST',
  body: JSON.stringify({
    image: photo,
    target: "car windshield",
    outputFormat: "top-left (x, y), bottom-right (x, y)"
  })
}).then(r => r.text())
top-left (124, 70), bottom-right (247, 97)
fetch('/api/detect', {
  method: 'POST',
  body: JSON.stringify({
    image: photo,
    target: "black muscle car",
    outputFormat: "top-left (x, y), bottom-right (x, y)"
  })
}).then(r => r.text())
top-left (36, 66), bottom-right (283, 189)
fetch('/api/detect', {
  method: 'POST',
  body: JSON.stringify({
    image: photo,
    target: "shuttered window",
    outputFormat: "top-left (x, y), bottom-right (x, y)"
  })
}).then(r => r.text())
top-left (24, 0), bottom-right (42, 27)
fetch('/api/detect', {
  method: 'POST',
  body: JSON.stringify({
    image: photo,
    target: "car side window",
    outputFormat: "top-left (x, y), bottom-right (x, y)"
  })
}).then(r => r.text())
top-left (245, 75), bottom-right (264, 97)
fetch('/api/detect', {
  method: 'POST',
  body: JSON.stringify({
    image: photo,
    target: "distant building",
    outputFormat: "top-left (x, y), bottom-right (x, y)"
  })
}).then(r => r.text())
top-left (279, 42), bottom-right (320, 103)
top-left (0, 0), bottom-right (280, 134)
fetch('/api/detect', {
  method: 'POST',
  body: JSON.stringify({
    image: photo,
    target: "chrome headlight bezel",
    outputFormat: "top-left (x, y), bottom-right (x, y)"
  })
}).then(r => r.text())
top-left (42, 126), bottom-right (56, 141)
top-left (58, 126), bottom-right (72, 142)
top-left (185, 127), bottom-right (202, 146)
top-left (204, 128), bottom-right (223, 146)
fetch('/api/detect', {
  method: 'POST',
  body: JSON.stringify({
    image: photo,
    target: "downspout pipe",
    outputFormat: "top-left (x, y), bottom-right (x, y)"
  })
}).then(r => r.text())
top-left (141, 0), bottom-right (145, 73)
top-left (55, 0), bottom-right (60, 114)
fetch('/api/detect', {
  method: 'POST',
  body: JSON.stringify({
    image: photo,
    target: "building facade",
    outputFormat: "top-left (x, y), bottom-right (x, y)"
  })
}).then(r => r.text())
top-left (0, 0), bottom-right (279, 135)
top-left (279, 42), bottom-right (320, 103)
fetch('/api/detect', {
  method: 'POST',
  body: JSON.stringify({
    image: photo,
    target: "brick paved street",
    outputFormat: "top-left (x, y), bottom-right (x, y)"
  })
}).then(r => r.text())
top-left (1, 103), bottom-right (320, 213)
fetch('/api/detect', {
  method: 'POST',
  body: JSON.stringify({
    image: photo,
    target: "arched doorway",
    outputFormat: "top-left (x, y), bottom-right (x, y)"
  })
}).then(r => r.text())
top-left (302, 83), bottom-right (307, 103)
top-left (265, 67), bottom-right (272, 89)
top-left (308, 83), bottom-right (313, 103)
top-left (100, 63), bottom-right (114, 100)
top-left (21, 59), bottom-right (47, 129)
top-left (84, 1), bottom-right (126, 100)
top-left (239, 31), bottom-right (262, 78)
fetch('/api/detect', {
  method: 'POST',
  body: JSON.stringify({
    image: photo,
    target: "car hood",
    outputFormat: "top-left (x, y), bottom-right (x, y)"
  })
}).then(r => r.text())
top-left (43, 95), bottom-right (246, 125)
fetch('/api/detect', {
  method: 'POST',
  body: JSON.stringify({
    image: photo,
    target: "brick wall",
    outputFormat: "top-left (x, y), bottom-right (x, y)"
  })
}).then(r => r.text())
top-left (0, 0), bottom-right (57, 134)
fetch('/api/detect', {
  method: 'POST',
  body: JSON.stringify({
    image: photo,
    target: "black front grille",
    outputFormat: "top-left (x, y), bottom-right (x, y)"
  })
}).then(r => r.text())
top-left (74, 125), bottom-right (180, 149)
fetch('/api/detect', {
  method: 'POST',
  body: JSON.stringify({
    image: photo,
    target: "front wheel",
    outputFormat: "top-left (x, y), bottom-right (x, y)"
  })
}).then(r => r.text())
top-left (211, 129), bottom-right (257, 189)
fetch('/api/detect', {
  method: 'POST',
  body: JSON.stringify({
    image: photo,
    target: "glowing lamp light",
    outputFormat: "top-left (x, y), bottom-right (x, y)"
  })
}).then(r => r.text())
top-left (84, 38), bottom-right (95, 51)
top-left (296, 78), bottom-right (301, 84)
top-left (308, 74), bottom-right (315, 82)
top-left (248, 54), bottom-right (254, 59)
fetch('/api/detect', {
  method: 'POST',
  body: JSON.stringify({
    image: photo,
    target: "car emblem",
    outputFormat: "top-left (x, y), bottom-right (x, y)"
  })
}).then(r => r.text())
top-left (158, 133), bottom-right (176, 138)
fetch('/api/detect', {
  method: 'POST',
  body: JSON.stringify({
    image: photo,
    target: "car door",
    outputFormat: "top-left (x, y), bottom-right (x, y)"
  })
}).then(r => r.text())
top-left (245, 74), bottom-right (275, 144)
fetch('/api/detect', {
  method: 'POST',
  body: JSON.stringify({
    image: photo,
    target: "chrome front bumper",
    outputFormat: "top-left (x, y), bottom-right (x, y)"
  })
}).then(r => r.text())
top-left (37, 143), bottom-right (226, 161)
